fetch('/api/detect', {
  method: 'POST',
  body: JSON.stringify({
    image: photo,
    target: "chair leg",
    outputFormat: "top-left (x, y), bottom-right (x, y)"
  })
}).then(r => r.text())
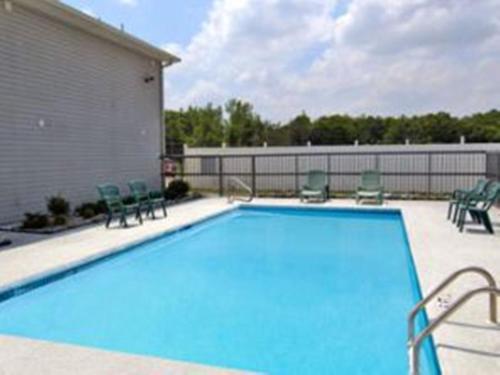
top-left (455, 205), bottom-right (464, 226)
top-left (105, 213), bottom-right (112, 228)
top-left (447, 202), bottom-right (453, 220)
top-left (455, 208), bottom-right (465, 232)
top-left (121, 214), bottom-right (128, 228)
top-left (458, 209), bottom-right (466, 232)
top-left (482, 212), bottom-right (494, 234)
top-left (136, 208), bottom-right (143, 225)
top-left (162, 203), bottom-right (167, 218)
top-left (452, 204), bottom-right (460, 224)
top-left (150, 204), bottom-right (156, 220)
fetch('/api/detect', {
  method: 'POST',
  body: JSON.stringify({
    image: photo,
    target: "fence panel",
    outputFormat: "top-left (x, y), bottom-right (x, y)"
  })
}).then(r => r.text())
top-left (486, 153), bottom-right (500, 181)
top-left (166, 150), bottom-right (488, 197)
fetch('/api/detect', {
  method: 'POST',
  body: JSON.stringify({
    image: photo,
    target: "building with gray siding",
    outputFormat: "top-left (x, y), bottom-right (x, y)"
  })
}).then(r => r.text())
top-left (0, 0), bottom-right (179, 223)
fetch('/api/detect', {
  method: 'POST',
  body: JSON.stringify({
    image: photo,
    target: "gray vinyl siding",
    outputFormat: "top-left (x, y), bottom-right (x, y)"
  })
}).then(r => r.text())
top-left (0, 4), bottom-right (162, 223)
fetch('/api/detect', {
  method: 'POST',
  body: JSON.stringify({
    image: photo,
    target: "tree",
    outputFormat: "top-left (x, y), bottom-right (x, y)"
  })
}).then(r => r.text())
top-left (165, 100), bottom-right (500, 147)
top-left (225, 99), bottom-right (265, 146)
top-left (354, 116), bottom-right (386, 144)
top-left (189, 104), bottom-right (224, 147)
top-left (164, 104), bottom-right (224, 147)
top-left (460, 110), bottom-right (500, 143)
top-left (310, 115), bottom-right (355, 145)
top-left (287, 112), bottom-right (312, 145)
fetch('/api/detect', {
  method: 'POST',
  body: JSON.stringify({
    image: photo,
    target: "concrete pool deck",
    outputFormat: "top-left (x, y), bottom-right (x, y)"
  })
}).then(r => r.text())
top-left (0, 197), bottom-right (498, 374)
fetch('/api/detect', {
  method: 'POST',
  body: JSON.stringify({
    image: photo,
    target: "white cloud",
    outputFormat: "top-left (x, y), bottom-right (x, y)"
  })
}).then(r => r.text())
top-left (81, 7), bottom-right (96, 17)
top-left (117, 0), bottom-right (138, 7)
top-left (164, 0), bottom-right (500, 122)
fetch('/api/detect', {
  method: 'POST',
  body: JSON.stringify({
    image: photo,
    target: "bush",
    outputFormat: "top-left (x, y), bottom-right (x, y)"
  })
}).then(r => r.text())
top-left (47, 195), bottom-right (70, 216)
top-left (53, 215), bottom-right (69, 226)
top-left (75, 200), bottom-right (108, 219)
top-left (165, 180), bottom-right (190, 200)
top-left (75, 203), bottom-right (97, 219)
top-left (95, 200), bottom-right (108, 214)
top-left (22, 213), bottom-right (50, 229)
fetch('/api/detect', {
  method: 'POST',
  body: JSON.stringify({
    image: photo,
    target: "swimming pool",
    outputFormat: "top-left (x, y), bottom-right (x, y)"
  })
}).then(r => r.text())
top-left (0, 206), bottom-right (439, 374)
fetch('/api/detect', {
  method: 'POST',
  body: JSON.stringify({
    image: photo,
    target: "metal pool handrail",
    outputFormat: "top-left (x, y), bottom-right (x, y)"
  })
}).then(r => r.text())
top-left (407, 266), bottom-right (497, 346)
top-left (408, 266), bottom-right (499, 375)
top-left (409, 286), bottom-right (500, 375)
top-left (227, 177), bottom-right (253, 203)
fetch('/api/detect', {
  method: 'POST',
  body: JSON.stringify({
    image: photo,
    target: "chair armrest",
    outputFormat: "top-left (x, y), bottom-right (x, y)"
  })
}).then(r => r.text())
top-left (149, 190), bottom-right (164, 199)
top-left (452, 188), bottom-right (471, 199)
top-left (463, 193), bottom-right (485, 206)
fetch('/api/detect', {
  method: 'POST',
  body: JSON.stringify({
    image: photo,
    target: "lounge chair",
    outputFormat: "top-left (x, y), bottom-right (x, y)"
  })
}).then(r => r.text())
top-left (447, 179), bottom-right (491, 222)
top-left (97, 184), bottom-right (143, 228)
top-left (457, 181), bottom-right (500, 234)
top-left (128, 180), bottom-right (167, 219)
top-left (356, 170), bottom-right (384, 205)
top-left (300, 170), bottom-right (329, 202)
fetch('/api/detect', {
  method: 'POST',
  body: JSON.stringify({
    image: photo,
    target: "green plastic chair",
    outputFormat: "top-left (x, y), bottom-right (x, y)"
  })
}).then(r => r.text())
top-left (300, 170), bottom-right (329, 202)
top-left (356, 170), bottom-right (384, 205)
top-left (457, 181), bottom-right (500, 234)
top-left (128, 180), bottom-right (167, 220)
top-left (97, 184), bottom-right (143, 228)
top-left (448, 179), bottom-right (491, 222)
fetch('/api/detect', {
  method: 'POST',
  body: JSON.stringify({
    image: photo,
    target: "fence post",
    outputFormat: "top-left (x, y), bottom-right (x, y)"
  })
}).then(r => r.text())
top-left (327, 154), bottom-right (331, 198)
top-left (251, 155), bottom-right (256, 197)
top-left (218, 156), bottom-right (224, 197)
top-left (427, 153), bottom-right (432, 197)
top-left (295, 155), bottom-right (299, 195)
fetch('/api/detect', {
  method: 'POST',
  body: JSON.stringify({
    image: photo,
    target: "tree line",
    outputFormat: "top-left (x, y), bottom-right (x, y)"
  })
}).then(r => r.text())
top-left (164, 99), bottom-right (500, 149)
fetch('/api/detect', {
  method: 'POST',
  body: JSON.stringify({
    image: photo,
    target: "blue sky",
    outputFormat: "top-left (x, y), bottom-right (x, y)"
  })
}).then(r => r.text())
top-left (64, 0), bottom-right (212, 46)
top-left (62, 0), bottom-right (500, 122)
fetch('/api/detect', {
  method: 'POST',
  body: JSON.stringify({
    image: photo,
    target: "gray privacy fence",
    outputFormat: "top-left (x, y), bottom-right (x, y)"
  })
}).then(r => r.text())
top-left (164, 149), bottom-right (500, 197)
top-left (487, 153), bottom-right (500, 181)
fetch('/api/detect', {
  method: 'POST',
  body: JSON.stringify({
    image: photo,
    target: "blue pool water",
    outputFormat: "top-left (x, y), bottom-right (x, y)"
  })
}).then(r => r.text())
top-left (0, 206), bottom-right (439, 374)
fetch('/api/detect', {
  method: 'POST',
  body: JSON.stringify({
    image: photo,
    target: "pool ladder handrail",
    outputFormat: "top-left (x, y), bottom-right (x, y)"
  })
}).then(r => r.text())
top-left (408, 266), bottom-right (499, 375)
top-left (227, 176), bottom-right (254, 203)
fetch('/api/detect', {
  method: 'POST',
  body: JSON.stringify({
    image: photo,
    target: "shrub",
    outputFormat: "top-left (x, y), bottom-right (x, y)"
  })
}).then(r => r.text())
top-left (22, 213), bottom-right (50, 229)
top-left (75, 203), bottom-right (97, 219)
top-left (53, 215), bottom-right (69, 226)
top-left (82, 208), bottom-right (96, 219)
top-left (75, 201), bottom-right (108, 219)
top-left (95, 200), bottom-right (108, 214)
top-left (165, 180), bottom-right (190, 200)
top-left (47, 195), bottom-right (70, 216)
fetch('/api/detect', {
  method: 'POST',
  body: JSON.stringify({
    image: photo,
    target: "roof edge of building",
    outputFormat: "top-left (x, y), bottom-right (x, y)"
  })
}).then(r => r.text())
top-left (11, 0), bottom-right (180, 65)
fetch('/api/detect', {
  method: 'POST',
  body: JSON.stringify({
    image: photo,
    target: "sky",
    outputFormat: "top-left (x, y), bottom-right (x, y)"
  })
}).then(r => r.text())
top-left (63, 0), bottom-right (500, 123)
